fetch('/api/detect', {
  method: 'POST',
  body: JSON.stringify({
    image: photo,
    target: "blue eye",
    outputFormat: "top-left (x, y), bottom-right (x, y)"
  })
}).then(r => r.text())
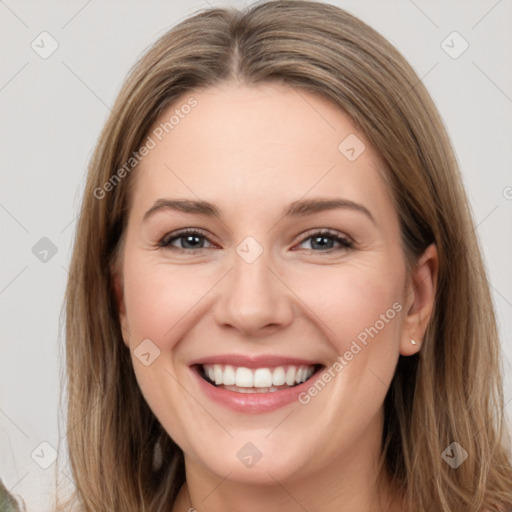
top-left (297, 231), bottom-right (353, 251)
top-left (158, 229), bottom-right (353, 253)
top-left (158, 229), bottom-right (213, 250)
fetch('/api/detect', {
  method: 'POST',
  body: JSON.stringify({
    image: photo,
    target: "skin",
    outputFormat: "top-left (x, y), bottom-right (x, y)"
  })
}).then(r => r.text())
top-left (114, 81), bottom-right (438, 512)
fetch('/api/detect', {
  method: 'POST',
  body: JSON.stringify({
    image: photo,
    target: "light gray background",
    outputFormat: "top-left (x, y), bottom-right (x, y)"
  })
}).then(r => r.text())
top-left (1, 0), bottom-right (511, 510)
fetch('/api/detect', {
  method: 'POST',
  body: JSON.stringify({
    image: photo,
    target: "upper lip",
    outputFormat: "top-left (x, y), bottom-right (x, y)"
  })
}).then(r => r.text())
top-left (189, 354), bottom-right (323, 369)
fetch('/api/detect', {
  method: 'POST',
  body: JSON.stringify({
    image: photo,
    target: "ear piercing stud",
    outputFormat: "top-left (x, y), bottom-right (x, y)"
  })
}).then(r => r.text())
top-left (410, 339), bottom-right (417, 345)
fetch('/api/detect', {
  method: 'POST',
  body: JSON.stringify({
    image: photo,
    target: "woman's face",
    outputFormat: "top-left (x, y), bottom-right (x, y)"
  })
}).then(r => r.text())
top-left (115, 82), bottom-right (435, 487)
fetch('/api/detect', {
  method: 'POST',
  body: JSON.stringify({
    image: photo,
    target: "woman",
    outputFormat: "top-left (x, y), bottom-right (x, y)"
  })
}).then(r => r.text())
top-left (61, 1), bottom-right (512, 511)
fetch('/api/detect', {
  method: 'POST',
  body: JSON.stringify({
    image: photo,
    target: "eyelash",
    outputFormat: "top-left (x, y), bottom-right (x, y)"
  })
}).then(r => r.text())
top-left (157, 228), bottom-right (354, 253)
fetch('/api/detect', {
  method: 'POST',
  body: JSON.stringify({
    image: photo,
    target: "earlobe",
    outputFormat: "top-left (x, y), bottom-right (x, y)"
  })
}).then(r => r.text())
top-left (399, 243), bottom-right (438, 356)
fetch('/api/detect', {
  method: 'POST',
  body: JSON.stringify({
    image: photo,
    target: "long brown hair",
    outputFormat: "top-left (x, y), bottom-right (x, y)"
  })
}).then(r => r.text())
top-left (60, 1), bottom-right (512, 510)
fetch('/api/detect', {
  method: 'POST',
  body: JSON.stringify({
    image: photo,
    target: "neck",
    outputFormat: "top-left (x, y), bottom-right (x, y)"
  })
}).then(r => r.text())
top-left (171, 412), bottom-right (404, 512)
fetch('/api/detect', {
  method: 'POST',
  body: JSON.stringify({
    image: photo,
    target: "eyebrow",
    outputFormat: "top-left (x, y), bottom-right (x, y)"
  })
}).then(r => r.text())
top-left (142, 197), bottom-right (376, 224)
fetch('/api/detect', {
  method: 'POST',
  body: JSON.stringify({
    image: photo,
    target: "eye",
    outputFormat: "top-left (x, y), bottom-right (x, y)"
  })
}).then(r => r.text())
top-left (295, 230), bottom-right (353, 252)
top-left (157, 228), bottom-right (353, 253)
top-left (158, 229), bottom-right (215, 251)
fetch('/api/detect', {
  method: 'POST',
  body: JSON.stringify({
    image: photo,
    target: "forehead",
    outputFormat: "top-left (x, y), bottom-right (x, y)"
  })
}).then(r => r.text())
top-left (130, 82), bottom-right (393, 223)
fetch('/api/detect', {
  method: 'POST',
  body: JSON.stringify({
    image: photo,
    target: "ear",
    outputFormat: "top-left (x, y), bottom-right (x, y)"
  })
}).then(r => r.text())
top-left (400, 243), bottom-right (438, 356)
top-left (111, 264), bottom-right (130, 348)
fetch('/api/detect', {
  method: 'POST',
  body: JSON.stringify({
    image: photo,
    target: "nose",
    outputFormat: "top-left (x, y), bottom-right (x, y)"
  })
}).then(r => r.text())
top-left (212, 247), bottom-right (294, 338)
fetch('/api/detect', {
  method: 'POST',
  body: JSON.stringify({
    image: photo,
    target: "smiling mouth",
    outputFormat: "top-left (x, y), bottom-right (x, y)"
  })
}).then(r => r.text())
top-left (196, 363), bottom-right (324, 393)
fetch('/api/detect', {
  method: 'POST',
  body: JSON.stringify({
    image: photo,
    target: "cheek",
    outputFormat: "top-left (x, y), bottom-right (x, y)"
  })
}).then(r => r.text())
top-left (291, 259), bottom-right (405, 360)
top-left (262, 260), bottom-right (404, 468)
top-left (121, 257), bottom-right (205, 439)
top-left (288, 261), bottom-right (404, 444)
top-left (122, 258), bottom-right (209, 345)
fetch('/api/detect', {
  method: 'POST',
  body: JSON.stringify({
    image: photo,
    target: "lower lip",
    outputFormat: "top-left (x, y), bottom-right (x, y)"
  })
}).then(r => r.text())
top-left (191, 365), bottom-right (322, 414)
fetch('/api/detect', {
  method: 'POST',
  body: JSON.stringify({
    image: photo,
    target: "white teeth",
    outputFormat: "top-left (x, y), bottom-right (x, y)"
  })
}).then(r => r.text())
top-left (214, 365), bottom-right (223, 385)
top-left (235, 367), bottom-right (253, 387)
top-left (222, 385), bottom-right (285, 393)
top-left (272, 367), bottom-right (286, 386)
top-left (253, 368), bottom-right (273, 388)
top-left (223, 365), bottom-right (236, 385)
top-left (285, 366), bottom-right (296, 386)
top-left (202, 364), bottom-right (317, 389)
